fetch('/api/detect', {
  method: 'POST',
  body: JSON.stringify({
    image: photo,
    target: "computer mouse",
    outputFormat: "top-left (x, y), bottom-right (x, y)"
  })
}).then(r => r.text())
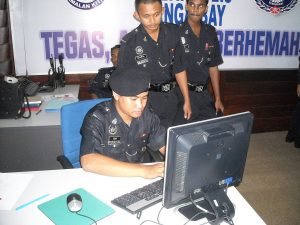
top-left (67, 193), bottom-right (82, 212)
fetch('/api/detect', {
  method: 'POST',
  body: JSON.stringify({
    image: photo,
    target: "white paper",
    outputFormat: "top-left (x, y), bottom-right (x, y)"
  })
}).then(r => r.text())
top-left (0, 173), bottom-right (33, 210)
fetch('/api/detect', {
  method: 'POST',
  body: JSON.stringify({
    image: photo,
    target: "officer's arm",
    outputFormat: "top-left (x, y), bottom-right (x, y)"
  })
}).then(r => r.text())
top-left (90, 93), bottom-right (99, 99)
top-left (81, 153), bottom-right (164, 179)
top-left (175, 71), bottom-right (192, 120)
top-left (209, 66), bottom-right (224, 113)
top-left (117, 42), bottom-right (128, 68)
top-left (159, 146), bottom-right (165, 155)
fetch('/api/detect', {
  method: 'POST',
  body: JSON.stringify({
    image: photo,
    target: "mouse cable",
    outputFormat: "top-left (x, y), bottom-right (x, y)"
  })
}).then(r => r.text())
top-left (76, 212), bottom-right (98, 225)
top-left (139, 220), bottom-right (161, 225)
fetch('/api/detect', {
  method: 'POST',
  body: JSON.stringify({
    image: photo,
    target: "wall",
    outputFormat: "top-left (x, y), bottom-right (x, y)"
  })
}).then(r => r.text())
top-left (221, 70), bottom-right (298, 132)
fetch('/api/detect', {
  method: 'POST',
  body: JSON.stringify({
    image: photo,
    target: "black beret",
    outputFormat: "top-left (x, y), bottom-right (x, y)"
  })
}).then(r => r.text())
top-left (109, 68), bottom-right (151, 96)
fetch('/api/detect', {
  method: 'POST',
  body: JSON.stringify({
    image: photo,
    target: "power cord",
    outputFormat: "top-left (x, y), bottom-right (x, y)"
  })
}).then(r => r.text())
top-left (182, 212), bottom-right (217, 225)
top-left (222, 204), bottom-right (234, 225)
top-left (139, 198), bottom-right (222, 225)
top-left (76, 212), bottom-right (98, 224)
top-left (189, 193), bottom-right (215, 216)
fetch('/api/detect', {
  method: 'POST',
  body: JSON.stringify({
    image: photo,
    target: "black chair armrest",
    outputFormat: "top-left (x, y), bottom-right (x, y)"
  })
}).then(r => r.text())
top-left (56, 155), bottom-right (74, 169)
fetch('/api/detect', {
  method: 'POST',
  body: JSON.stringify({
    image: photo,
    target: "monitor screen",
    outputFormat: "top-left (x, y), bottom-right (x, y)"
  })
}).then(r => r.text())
top-left (162, 111), bottom-right (253, 218)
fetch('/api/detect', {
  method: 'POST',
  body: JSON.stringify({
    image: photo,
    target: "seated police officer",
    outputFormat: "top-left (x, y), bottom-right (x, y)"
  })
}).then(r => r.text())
top-left (89, 44), bottom-right (120, 99)
top-left (80, 68), bottom-right (166, 178)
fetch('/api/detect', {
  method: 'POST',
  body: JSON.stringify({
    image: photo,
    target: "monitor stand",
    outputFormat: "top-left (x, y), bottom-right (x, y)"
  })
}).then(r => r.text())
top-left (178, 188), bottom-right (235, 225)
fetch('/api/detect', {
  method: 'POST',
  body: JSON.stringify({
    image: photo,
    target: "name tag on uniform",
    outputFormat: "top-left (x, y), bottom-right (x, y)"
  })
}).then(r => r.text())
top-left (135, 54), bottom-right (149, 65)
top-left (184, 44), bottom-right (189, 53)
top-left (108, 136), bottom-right (121, 145)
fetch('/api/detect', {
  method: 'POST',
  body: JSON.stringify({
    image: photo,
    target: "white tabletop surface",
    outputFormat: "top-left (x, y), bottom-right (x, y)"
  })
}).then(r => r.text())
top-left (0, 169), bottom-right (266, 225)
top-left (0, 85), bottom-right (79, 128)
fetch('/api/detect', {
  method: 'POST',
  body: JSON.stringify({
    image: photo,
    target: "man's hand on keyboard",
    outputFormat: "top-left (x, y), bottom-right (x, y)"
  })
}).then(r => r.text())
top-left (142, 162), bottom-right (164, 179)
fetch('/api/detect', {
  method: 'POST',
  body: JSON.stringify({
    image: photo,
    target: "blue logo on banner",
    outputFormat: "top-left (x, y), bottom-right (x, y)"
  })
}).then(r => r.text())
top-left (67, 0), bottom-right (104, 10)
top-left (255, 0), bottom-right (298, 15)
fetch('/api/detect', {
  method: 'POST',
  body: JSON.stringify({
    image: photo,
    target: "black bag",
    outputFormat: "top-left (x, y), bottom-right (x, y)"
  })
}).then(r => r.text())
top-left (0, 77), bottom-right (37, 119)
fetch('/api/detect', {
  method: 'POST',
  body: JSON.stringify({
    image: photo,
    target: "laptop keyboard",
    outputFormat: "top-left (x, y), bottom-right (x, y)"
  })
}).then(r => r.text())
top-left (111, 179), bottom-right (164, 214)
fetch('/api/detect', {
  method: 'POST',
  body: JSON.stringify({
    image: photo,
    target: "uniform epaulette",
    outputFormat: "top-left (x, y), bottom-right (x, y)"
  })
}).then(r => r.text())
top-left (98, 66), bottom-right (114, 72)
top-left (90, 101), bottom-right (111, 120)
top-left (204, 23), bottom-right (217, 32)
top-left (121, 27), bottom-right (139, 44)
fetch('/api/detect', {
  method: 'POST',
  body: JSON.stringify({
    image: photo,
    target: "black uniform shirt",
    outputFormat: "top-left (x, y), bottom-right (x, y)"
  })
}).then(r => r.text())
top-left (176, 21), bottom-right (223, 84)
top-left (118, 23), bottom-right (184, 83)
top-left (89, 66), bottom-right (116, 98)
top-left (80, 101), bottom-right (166, 163)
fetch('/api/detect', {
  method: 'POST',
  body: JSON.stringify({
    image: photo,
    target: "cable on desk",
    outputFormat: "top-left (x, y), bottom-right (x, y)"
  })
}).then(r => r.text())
top-left (139, 205), bottom-right (165, 225)
top-left (156, 205), bottom-right (165, 225)
top-left (189, 193), bottom-right (215, 216)
top-left (76, 212), bottom-right (98, 225)
top-left (182, 212), bottom-right (216, 225)
top-left (140, 220), bottom-right (162, 225)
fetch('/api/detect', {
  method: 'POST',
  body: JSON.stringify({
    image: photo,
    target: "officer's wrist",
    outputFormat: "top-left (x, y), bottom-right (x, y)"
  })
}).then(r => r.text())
top-left (137, 164), bottom-right (148, 178)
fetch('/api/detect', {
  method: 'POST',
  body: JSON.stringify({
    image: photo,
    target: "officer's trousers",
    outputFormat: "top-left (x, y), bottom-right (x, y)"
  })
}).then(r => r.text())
top-left (174, 88), bottom-right (216, 126)
top-left (148, 89), bottom-right (178, 129)
top-left (287, 98), bottom-right (300, 146)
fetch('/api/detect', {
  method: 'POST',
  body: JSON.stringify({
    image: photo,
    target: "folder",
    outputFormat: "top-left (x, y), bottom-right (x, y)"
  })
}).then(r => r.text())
top-left (44, 98), bottom-right (78, 112)
top-left (38, 188), bottom-right (115, 225)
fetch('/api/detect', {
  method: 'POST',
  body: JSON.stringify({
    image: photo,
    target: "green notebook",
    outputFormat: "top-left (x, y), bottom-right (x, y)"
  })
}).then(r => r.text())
top-left (38, 188), bottom-right (115, 225)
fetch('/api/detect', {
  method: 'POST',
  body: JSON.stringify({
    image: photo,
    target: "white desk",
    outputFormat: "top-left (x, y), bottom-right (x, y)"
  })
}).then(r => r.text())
top-left (0, 85), bottom-right (79, 172)
top-left (0, 169), bottom-right (266, 225)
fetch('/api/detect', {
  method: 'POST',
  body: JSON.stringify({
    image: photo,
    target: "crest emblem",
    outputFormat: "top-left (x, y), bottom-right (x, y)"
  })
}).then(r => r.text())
top-left (109, 124), bottom-right (118, 135)
top-left (135, 46), bottom-right (144, 55)
top-left (255, 0), bottom-right (298, 15)
top-left (67, 0), bottom-right (104, 10)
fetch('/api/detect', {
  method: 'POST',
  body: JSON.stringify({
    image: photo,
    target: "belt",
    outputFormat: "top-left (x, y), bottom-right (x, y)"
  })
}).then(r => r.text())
top-left (188, 83), bottom-right (207, 92)
top-left (149, 81), bottom-right (176, 92)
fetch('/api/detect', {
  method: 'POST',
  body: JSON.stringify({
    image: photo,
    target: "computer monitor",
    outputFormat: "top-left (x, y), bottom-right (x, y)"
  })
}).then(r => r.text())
top-left (163, 111), bottom-right (253, 224)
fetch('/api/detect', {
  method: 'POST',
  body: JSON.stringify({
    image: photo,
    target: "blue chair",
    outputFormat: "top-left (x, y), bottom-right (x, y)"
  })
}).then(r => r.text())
top-left (57, 98), bottom-right (111, 168)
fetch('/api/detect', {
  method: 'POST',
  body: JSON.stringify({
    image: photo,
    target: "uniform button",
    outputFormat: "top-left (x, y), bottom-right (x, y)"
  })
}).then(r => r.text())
top-left (156, 43), bottom-right (159, 46)
top-left (128, 144), bottom-right (130, 147)
top-left (197, 51), bottom-right (199, 53)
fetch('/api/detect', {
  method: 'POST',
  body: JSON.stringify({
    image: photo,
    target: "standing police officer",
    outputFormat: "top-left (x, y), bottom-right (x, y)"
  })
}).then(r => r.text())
top-left (80, 68), bottom-right (165, 178)
top-left (286, 51), bottom-right (300, 148)
top-left (118, 0), bottom-right (191, 128)
top-left (89, 45), bottom-right (120, 99)
top-left (174, 0), bottom-right (224, 125)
